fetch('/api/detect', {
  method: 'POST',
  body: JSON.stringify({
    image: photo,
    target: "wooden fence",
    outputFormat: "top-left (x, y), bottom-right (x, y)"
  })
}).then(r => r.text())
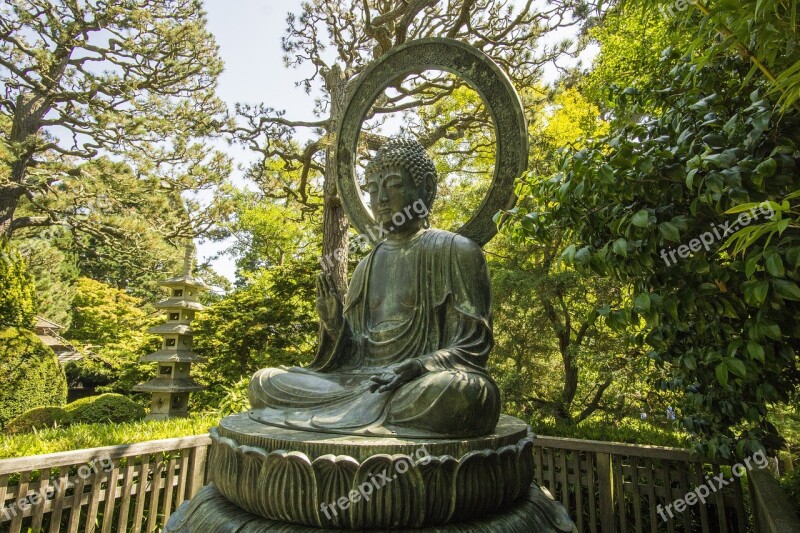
top-left (534, 436), bottom-right (754, 533)
top-left (1, 433), bottom-right (797, 532)
top-left (0, 435), bottom-right (209, 533)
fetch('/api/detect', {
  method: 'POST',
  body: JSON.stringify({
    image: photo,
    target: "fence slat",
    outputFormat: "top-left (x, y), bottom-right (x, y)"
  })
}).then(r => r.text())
top-left (9, 469), bottom-right (29, 533)
top-left (67, 470), bottom-right (87, 533)
top-left (731, 474), bottom-right (746, 532)
top-left (162, 456), bottom-right (177, 525)
top-left (712, 464), bottom-right (728, 532)
top-left (630, 457), bottom-right (642, 533)
top-left (186, 445), bottom-right (207, 500)
top-left (100, 460), bottom-right (120, 533)
top-left (49, 466), bottom-right (71, 533)
top-left (572, 451), bottom-right (584, 533)
top-left (559, 450), bottom-right (569, 510)
top-left (85, 467), bottom-right (104, 533)
top-left (131, 456), bottom-right (149, 532)
top-left (588, 452), bottom-right (597, 533)
top-left (613, 455), bottom-right (627, 533)
top-left (175, 451), bottom-right (190, 508)
top-left (32, 467), bottom-right (52, 530)
top-left (146, 452), bottom-right (164, 532)
top-left (597, 452), bottom-right (614, 533)
top-left (116, 461), bottom-right (136, 533)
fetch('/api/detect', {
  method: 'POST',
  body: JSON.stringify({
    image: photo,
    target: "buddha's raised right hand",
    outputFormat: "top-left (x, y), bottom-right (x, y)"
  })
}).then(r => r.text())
top-left (316, 272), bottom-right (343, 335)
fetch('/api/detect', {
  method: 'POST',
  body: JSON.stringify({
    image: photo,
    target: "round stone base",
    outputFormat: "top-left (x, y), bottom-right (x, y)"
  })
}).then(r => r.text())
top-left (207, 413), bottom-right (539, 528)
top-left (164, 483), bottom-right (576, 533)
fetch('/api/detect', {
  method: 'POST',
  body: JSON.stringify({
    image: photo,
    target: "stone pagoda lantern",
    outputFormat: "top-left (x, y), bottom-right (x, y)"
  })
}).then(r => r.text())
top-left (135, 247), bottom-right (207, 420)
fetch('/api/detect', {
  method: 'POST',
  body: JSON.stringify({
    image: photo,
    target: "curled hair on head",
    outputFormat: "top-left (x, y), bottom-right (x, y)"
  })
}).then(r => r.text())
top-left (365, 137), bottom-right (438, 205)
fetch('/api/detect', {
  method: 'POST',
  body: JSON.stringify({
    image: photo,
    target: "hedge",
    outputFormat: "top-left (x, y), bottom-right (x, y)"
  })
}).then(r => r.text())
top-left (5, 406), bottom-right (68, 435)
top-left (0, 327), bottom-right (68, 428)
top-left (65, 393), bottom-right (145, 425)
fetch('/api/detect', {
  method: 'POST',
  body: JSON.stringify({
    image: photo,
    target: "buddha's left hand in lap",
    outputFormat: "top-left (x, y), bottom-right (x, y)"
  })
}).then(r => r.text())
top-left (368, 359), bottom-right (425, 393)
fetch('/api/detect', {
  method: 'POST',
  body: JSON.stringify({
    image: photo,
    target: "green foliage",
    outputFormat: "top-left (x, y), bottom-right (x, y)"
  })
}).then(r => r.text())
top-left (0, 414), bottom-right (220, 459)
top-left (530, 414), bottom-right (690, 448)
top-left (780, 468), bottom-right (800, 512)
top-left (15, 233), bottom-right (79, 329)
top-left (66, 277), bottom-right (160, 394)
top-left (224, 191), bottom-right (319, 279)
top-left (0, 327), bottom-right (67, 428)
top-left (65, 394), bottom-right (145, 425)
top-left (649, 0), bottom-right (800, 112)
top-left (520, 53), bottom-right (800, 459)
top-left (5, 406), bottom-right (68, 435)
top-left (1, 0), bottom-right (233, 247)
top-left (0, 240), bottom-right (37, 328)
top-left (216, 377), bottom-right (251, 416)
top-left (582, 1), bottom-right (685, 110)
top-left (192, 264), bottom-right (318, 407)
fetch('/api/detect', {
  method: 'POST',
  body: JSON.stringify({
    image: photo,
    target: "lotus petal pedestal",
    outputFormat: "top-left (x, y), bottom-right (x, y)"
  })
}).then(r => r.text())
top-left (164, 413), bottom-right (575, 532)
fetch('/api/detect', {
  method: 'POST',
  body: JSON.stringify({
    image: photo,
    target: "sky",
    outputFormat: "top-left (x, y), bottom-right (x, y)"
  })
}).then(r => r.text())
top-left (198, 0), bottom-right (596, 283)
top-left (198, 0), bottom-right (310, 282)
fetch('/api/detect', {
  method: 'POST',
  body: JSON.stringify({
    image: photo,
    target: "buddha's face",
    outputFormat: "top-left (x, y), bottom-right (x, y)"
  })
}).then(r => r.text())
top-left (366, 164), bottom-right (430, 233)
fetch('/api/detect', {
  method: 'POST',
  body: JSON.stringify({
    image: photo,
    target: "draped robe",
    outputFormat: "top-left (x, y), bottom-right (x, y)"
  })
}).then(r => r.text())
top-left (248, 229), bottom-right (500, 438)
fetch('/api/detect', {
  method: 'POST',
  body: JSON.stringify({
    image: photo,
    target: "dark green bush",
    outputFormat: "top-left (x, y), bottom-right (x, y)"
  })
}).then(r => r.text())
top-left (65, 393), bottom-right (145, 425)
top-left (0, 327), bottom-right (68, 428)
top-left (5, 406), bottom-right (68, 434)
top-left (780, 469), bottom-right (800, 514)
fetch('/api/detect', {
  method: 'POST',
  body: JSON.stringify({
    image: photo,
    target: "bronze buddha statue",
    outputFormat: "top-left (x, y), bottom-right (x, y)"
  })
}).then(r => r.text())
top-left (248, 138), bottom-right (500, 438)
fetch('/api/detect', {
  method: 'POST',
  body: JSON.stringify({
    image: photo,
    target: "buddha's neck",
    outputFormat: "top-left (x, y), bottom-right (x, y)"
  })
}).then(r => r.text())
top-left (384, 227), bottom-right (426, 246)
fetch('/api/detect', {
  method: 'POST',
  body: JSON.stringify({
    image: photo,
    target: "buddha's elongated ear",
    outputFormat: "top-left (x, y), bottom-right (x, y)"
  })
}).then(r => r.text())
top-left (424, 171), bottom-right (437, 208)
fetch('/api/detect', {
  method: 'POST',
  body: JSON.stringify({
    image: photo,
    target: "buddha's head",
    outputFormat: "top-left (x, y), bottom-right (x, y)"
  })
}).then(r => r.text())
top-left (365, 137), bottom-right (437, 233)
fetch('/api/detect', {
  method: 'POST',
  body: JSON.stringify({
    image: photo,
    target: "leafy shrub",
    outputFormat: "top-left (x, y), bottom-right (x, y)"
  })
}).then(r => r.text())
top-left (0, 327), bottom-right (68, 428)
top-left (5, 406), bottom-right (68, 435)
top-left (529, 414), bottom-right (690, 448)
top-left (0, 240), bottom-right (36, 328)
top-left (519, 55), bottom-right (800, 459)
top-left (65, 393), bottom-right (145, 425)
top-left (780, 469), bottom-right (800, 513)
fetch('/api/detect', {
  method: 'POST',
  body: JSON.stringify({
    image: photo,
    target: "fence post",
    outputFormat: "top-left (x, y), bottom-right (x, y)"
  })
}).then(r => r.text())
top-left (186, 445), bottom-right (209, 500)
top-left (597, 452), bottom-right (615, 533)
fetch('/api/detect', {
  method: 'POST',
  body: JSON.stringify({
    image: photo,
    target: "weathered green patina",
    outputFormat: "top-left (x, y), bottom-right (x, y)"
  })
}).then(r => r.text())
top-left (249, 137), bottom-right (501, 438)
top-left (166, 38), bottom-right (575, 532)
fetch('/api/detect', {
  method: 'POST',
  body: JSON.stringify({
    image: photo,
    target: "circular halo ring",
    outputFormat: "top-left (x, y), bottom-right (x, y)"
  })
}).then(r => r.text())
top-left (335, 37), bottom-right (528, 247)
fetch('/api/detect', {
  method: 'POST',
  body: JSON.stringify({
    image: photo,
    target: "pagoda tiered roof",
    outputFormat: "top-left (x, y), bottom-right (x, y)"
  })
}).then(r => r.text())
top-left (159, 275), bottom-right (210, 290)
top-left (147, 323), bottom-right (194, 335)
top-left (155, 297), bottom-right (206, 311)
top-left (140, 349), bottom-right (206, 363)
top-left (133, 377), bottom-right (206, 393)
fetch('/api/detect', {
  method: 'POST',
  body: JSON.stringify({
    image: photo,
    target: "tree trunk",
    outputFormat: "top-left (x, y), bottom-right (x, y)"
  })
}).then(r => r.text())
top-left (2, 91), bottom-right (50, 239)
top-left (0, 186), bottom-right (21, 239)
top-left (321, 66), bottom-right (351, 292)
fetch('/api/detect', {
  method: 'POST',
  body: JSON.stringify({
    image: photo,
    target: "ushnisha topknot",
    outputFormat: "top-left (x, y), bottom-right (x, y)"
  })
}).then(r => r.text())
top-left (365, 137), bottom-right (438, 188)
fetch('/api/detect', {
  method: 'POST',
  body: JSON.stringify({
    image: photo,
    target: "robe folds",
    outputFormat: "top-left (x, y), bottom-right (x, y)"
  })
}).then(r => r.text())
top-left (248, 229), bottom-right (501, 438)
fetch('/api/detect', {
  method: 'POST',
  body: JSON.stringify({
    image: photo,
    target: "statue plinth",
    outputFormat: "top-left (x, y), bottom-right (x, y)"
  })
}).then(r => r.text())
top-left (164, 413), bottom-right (575, 532)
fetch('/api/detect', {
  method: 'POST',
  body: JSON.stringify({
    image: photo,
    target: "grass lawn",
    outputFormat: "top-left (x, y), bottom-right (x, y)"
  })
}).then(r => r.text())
top-left (0, 413), bottom-right (222, 459)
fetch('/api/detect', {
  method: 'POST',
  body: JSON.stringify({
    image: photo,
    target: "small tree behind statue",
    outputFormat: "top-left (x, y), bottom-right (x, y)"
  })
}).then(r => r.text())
top-left (134, 246), bottom-right (207, 420)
